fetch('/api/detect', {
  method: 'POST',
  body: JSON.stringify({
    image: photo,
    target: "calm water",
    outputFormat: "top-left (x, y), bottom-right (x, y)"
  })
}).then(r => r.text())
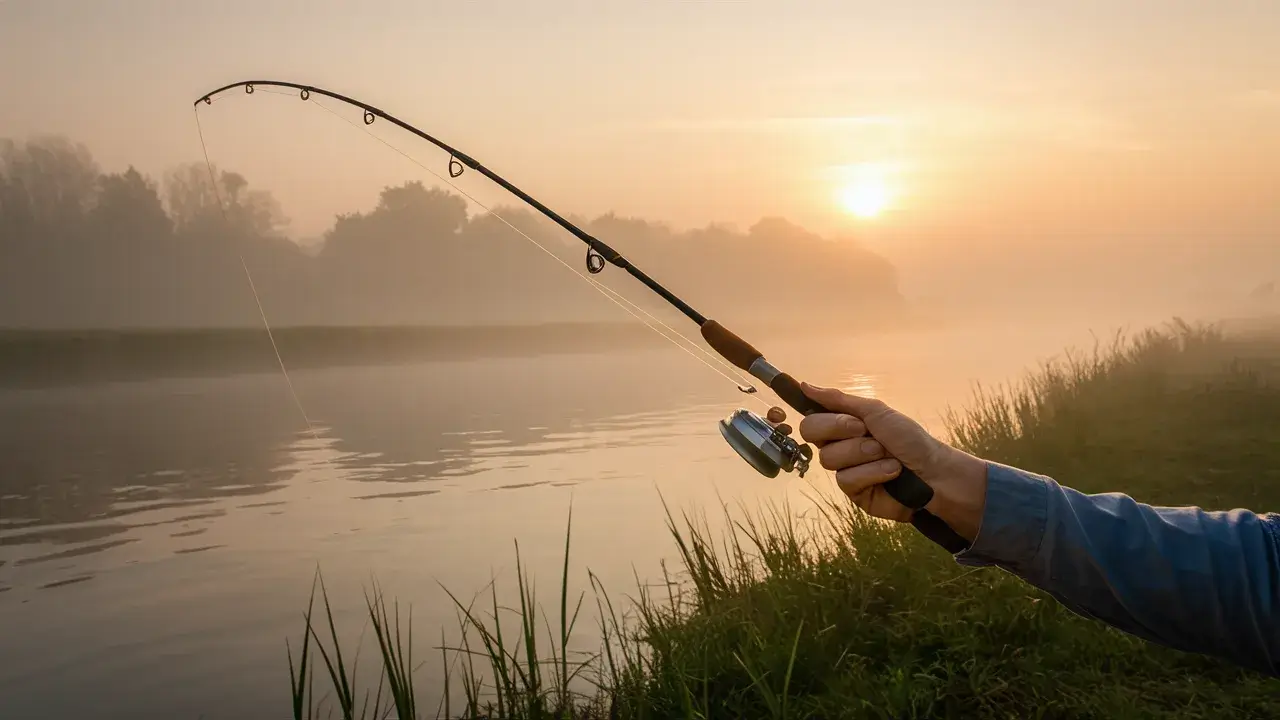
top-left (0, 320), bottom-right (1139, 718)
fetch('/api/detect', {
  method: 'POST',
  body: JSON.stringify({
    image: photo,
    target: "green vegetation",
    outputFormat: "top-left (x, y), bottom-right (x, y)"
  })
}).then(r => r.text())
top-left (287, 320), bottom-right (1280, 719)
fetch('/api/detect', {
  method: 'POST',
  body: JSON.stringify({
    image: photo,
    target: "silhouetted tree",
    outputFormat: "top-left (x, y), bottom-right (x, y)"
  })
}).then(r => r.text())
top-left (323, 181), bottom-right (466, 260)
top-left (91, 167), bottom-right (172, 245)
top-left (0, 135), bottom-right (99, 245)
top-left (0, 134), bottom-right (906, 329)
top-left (587, 212), bottom-right (672, 246)
top-left (165, 163), bottom-right (286, 241)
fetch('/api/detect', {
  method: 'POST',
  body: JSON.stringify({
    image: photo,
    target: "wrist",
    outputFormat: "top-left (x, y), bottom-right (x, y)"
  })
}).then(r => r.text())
top-left (924, 449), bottom-right (988, 543)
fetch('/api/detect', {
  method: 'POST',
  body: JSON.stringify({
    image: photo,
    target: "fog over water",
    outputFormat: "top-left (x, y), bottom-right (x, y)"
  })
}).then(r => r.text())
top-left (1, 2), bottom-right (1278, 717)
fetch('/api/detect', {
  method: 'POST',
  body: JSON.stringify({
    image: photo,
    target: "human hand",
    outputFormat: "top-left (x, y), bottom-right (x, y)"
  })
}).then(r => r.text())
top-left (766, 384), bottom-right (988, 541)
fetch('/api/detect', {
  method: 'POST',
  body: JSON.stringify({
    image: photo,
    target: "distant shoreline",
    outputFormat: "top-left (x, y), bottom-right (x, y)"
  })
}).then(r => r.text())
top-left (6, 313), bottom-right (1270, 390)
top-left (0, 323), bottom-right (685, 388)
top-left (0, 317), bottom-right (929, 389)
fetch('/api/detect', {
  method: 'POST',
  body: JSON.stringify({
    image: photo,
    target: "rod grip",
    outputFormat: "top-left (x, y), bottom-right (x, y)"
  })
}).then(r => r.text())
top-left (700, 320), bottom-right (762, 372)
top-left (769, 371), bottom-right (970, 553)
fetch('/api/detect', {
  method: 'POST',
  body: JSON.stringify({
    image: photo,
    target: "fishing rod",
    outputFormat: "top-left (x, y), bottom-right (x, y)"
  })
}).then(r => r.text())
top-left (195, 80), bottom-right (970, 554)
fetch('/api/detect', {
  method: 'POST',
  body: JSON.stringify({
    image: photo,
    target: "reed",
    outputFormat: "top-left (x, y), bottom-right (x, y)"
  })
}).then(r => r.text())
top-left (286, 319), bottom-right (1280, 718)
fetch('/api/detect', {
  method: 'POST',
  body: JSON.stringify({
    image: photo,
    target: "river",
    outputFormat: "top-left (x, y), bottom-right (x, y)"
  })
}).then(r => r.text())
top-left (0, 318), bottom-right (1160, 718)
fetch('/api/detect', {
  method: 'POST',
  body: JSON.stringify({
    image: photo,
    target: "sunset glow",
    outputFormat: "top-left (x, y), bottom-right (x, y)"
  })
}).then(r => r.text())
top-left (837, 163), bottom-right (895, 219)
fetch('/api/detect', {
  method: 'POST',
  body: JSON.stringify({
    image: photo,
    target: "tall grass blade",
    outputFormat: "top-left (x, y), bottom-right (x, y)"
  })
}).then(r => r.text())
top-left (367, 586), bottom-right (417, 720)
top-left (309, 574), bottom-right (358, 720)
top-left (287, 574), bottom-right (318, 720)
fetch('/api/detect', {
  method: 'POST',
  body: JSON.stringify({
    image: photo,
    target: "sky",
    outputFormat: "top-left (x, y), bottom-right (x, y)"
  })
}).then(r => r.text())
top-left (2, 0), bottom-right (1278, 316)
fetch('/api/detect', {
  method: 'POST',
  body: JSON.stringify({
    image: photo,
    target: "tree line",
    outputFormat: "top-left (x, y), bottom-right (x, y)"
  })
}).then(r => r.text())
top-left (0, 135), bottom-right (905, 329)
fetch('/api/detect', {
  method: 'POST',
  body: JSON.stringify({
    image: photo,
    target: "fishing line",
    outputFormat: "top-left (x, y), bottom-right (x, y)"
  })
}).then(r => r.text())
top-left (192, 79), bottom-right (973, 555)
top-left (200, 104), bottom-right (500, 710)
top-left (194, 108), bottom-right (325, 445)
top-left (298, 93), bottom-right (765, 399)
top-left (194, 93), bottom-right (768, 438)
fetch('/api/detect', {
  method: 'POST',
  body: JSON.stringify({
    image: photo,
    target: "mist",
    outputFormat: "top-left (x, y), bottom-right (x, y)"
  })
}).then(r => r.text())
top-left (2, 132), bottom-right (1273, 338)
top-left (3, 2), bottom-right (1277, 341)
top-left (4, 4), bottom-right (1280, 718)
top-left (0, 134), bottom-right (909, 332)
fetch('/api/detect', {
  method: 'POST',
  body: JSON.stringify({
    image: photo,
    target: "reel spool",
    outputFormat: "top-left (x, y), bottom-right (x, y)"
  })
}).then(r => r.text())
top-left (718, 408), bottom-right (813, 478)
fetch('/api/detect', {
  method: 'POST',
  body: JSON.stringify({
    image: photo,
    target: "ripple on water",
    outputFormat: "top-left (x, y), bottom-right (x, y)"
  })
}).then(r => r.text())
top-left (236, 500), bottom-right (286, 509)
top-left (173, 545), bottom-right (223, 555)
top-left (40, 574), bottom-right (95, 590)
top-left (492, 481), bottom-right (546, 492)
top-left (1, 524), bottom-right (129, 548)
top-left (15, 538), bottom-right (138, 566)
top-left (0, 516), bottom-right (39, 529)
top-left (352, 489), bottom-right (441, 500)
top-left (153, 510), bottom-right (225, 525)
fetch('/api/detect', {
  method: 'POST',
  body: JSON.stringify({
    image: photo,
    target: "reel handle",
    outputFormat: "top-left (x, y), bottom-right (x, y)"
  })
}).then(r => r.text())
top-left (699, 319), bottom-right (970, 554)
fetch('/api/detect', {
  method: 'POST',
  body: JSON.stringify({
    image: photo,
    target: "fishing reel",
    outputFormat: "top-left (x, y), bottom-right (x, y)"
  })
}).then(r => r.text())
top-left (718, 408), bottom-right (813, 479)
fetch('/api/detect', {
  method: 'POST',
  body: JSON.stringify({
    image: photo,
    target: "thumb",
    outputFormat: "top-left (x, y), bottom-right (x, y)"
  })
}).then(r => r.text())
top-left (801, 382), bottom-right (886, 419)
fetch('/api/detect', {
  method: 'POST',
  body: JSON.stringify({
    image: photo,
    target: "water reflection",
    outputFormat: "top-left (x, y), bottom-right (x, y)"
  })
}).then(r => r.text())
top-left (839, 372), bottom-right (878, 397)
top-left (0, 322), bottom-right (1129, 720)
top-left (289, 352), bottom-right (730, 488)
top-left (0, 347), bottom-right (736, 594)
top-left (0, 375), bottom-right (303, 593)
top-left (16, 538), bottom-right (137, 567)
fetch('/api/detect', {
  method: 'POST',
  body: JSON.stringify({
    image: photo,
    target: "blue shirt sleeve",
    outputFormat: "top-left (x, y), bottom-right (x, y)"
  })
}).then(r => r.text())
top-left (954, 461), bottom-right (1280, 676)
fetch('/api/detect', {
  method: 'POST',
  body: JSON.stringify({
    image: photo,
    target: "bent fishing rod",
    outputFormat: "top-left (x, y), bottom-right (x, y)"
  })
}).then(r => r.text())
top-left (195, 80), bottom-right (970, 554)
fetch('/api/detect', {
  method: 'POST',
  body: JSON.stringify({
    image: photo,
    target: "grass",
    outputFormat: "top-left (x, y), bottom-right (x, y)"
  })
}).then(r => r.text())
top-left (285, 319), bottom-right (1280, 719)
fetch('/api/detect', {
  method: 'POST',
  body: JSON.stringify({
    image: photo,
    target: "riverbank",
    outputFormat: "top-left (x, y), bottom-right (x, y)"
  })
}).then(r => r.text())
top-left (0, 323), bottom-right (672, 389)
top-left (0, 311), bottom-right (958, 389)
top-left (289, 319), bottom-right (1280, 719)
top-left (7, 311), bottom-right (1269, 391)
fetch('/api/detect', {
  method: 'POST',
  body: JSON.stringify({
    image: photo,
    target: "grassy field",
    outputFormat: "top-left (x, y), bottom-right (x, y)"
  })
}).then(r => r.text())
top-left (287, 319), bottom-right (1280, 719)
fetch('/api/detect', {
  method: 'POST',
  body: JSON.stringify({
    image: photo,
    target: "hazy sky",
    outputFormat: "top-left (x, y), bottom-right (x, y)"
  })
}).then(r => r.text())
top-left (3, 1), bottom-right (1278, 292)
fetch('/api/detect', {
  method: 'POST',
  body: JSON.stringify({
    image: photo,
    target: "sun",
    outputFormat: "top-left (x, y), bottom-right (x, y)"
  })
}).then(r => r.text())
top-left (838, 181), bottom-right (890, 218)
top-left (836, 163), bottom-right (895, 219)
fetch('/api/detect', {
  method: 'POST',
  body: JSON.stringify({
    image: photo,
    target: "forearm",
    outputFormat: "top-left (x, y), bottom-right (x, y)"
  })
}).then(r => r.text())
top-left (953, 461), bottom-right (1280, 676)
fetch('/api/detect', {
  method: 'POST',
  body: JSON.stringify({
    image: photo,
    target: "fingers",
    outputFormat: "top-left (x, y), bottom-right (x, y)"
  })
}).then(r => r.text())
top-left (800, 382), bottom-right (888, 420)
top-left (797, 413), bottom-right (866, 446)
top-left (834, 457), bottom-right (902, 498)
top-left (817, 436), bottom-right (884, 471)
top-left (846, 486), bottom-right (875, 513)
